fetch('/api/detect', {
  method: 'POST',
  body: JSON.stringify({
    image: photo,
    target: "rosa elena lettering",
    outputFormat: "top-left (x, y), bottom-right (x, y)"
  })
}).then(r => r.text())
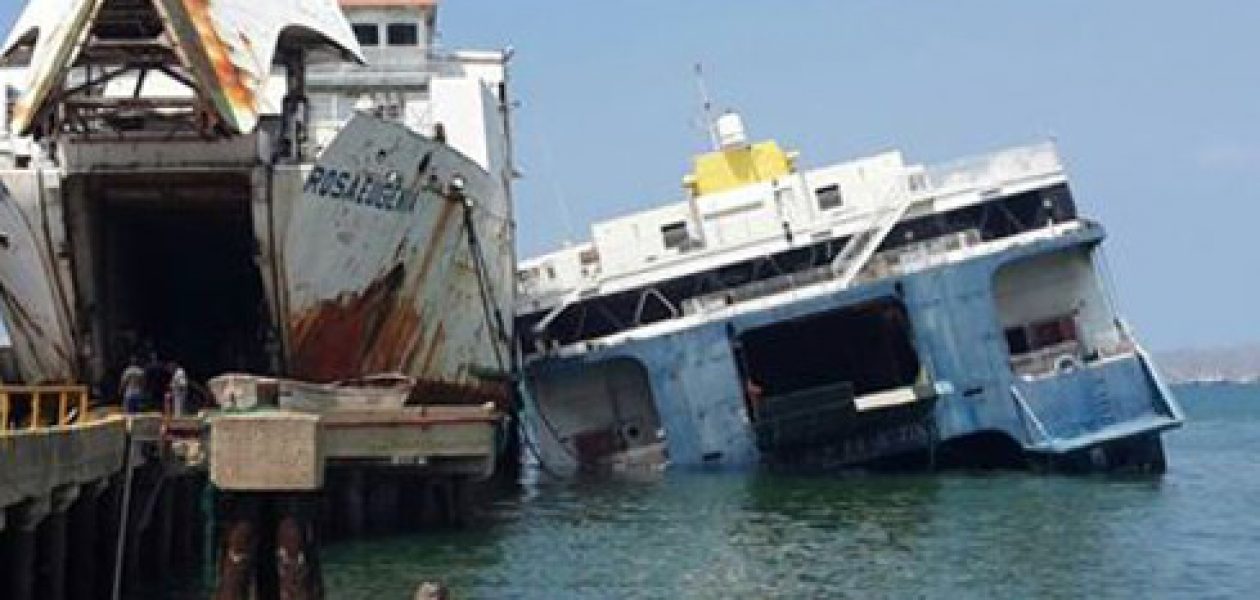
top-left (303, 165), bottom-right (420, 213)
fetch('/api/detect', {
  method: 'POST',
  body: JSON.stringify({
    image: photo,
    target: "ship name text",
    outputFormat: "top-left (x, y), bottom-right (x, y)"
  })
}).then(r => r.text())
top-left (304, 165), bottom-right (420, 213)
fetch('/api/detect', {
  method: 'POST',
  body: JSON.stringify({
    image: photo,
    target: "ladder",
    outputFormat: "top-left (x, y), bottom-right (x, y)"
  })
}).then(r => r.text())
top-left (829, 179), bottom-right (918, 288)
top-left (532, 284), bottom-right (594, 337)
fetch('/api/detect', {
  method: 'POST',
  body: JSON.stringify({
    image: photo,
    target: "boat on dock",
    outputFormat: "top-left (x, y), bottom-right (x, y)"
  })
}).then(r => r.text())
top-left (515, 111), bottom-right (1184, 474)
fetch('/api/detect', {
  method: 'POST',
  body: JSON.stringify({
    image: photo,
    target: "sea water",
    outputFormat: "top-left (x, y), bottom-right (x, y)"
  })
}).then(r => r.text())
top-left (159, 383), bottom-right (1259, 599)
top-left (313, 383), bottom-right (1260, 599)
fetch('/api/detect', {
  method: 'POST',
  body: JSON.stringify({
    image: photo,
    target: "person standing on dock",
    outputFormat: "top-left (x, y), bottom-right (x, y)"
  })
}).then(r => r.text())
top-left (121, 357), bottom-right (145, 413)
top-left (169, 363), bottom-right (190, 416)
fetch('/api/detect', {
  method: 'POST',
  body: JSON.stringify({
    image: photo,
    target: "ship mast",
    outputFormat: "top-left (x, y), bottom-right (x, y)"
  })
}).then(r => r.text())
top-left (693, 62), bottom-right (720, 150)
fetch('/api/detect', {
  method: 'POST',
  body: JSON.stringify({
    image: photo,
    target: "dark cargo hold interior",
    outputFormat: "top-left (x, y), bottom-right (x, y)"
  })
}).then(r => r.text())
top-left (91, 174), bottom-right (272, 387)
top-left (738, 298), bottom-right (921, 400)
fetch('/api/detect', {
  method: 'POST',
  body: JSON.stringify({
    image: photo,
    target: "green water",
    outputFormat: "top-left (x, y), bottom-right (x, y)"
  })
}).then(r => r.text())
top-left (314, 383), bottom-right (1260, 599)
top-left (151, 383), bottom-right (1255, 598)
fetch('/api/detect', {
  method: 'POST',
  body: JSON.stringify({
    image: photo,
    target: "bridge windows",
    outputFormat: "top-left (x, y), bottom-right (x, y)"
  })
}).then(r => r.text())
top-left (387, 23), bottom-right (421, 46)
top-left (352, 23), bottom-right (380, 47)
top-left (351, 22), bottom-right (422, 48)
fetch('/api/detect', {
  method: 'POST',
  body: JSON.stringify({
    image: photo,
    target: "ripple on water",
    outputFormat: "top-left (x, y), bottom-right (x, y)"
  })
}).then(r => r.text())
top-left (317, 384), bottom-right (1260, 599)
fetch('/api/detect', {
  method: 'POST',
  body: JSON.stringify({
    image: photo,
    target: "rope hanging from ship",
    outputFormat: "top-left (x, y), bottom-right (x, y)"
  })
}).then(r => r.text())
top-left (454, 180), bottom-right (570, 478)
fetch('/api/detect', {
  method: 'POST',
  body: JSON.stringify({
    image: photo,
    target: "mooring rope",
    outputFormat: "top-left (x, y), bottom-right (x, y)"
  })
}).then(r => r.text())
top-left (458, 189), bottom-right (574, 479)
top-left (110, 429), bottom-right (137, 600)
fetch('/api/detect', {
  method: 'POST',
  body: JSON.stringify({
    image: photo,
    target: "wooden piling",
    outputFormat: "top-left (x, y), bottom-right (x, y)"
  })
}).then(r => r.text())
top-left (66, 489), bottom-right (99, 600)
top-left (37, 509), bottom-right (68, 600)
top-left (8, 526), bottom-right (38, 600)
top-left (275, 495), bottom-right (323, 600)
top-left (154, 480), bottom-right (176, 579)
top-left (343, 470), bottom-right (366, 539)
top-left (213, 494), bottom-right (261, 600)
top-left (366, 472), bottom-right (401, 535)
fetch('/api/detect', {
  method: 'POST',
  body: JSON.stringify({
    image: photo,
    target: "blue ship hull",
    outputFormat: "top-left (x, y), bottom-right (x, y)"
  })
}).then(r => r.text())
top-left (521, 223), bottom-right (1183, 473)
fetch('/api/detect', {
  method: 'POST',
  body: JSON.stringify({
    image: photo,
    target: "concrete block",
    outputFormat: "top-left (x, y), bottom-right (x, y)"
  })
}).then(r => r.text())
top-left (209, 412), bottom-right (324, 491)
top-left (0, 419), bottom-right (126, 512)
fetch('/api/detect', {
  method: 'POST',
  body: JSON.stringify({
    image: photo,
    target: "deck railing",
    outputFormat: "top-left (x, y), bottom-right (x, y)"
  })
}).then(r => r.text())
top-left (924, 141), bottom-right (1062, 195)
top-left (0, 385), bottom-right (92, 432)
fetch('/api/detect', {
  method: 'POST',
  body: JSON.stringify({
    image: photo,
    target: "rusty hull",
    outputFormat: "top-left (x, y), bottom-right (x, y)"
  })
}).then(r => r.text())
top-left (2, 0), bottom-right (363, 135)
top-left (281, 114), bottom-right (514, 404)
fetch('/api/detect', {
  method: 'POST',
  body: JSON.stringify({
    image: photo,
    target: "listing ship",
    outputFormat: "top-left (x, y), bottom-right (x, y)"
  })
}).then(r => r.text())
top-left (515, 112), bottom-right (1183, 474)
top-left (0, 0), bottom-right (517, 416)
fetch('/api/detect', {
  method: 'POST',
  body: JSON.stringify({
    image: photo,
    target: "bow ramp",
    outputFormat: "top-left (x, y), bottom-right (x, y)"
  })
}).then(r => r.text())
top-left (1, 0), bottom-right (363, 137)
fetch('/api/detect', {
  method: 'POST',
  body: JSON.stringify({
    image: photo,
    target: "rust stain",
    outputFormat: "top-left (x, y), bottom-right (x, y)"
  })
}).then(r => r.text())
top-left (410, 199), bottom-right (461, 290)
top-left (360, 304), bottom-right (421, 374)
top-left (295, 192), bottom-right (463, 381)
top-left (288, 265), bottom-right (408, 382)
top-left (182, 0), bottom-right (257, 129)
top-left (368, 197), bottom-right (461, 371)
top-left (417, 323), bottom-right (445, 378)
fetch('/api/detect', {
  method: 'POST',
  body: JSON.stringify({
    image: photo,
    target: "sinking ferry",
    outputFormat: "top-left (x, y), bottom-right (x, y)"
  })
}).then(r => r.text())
top-left (515, 112), bottom-right (1183, 474)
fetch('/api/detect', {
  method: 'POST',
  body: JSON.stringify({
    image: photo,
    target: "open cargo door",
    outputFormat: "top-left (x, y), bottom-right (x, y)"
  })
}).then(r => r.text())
top-left (738, 298), bottom-right (938, 461)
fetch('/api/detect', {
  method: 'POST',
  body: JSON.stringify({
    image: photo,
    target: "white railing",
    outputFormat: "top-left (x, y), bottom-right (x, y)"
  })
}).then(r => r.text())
top-left (925, 141), bottom-right (1062, 195)
top-left (1011, 330), bottom-right (1138, 378)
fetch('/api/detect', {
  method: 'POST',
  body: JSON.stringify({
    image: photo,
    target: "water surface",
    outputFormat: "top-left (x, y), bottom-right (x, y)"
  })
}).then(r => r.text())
top-left (316, 383), bottom-right (1260, 598)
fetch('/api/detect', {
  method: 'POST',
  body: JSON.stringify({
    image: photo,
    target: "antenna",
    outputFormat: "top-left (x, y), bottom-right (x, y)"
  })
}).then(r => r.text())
top-left (693, 63), bottom-right (719, 150)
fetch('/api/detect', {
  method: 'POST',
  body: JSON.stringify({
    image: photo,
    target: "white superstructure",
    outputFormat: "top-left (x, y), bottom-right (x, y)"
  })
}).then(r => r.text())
top-left (517, 115), bottom-right (1064, 319)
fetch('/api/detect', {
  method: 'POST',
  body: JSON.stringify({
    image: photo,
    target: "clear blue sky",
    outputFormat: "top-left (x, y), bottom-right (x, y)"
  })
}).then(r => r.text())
top-left (3, 2), bottom-right (1256, 351)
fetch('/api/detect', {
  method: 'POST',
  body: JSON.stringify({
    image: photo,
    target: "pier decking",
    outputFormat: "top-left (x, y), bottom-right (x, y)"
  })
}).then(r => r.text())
top-left (0, 384), bottom-right (504, 600)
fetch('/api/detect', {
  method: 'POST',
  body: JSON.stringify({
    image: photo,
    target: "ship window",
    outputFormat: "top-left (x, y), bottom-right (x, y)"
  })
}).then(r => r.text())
top-left (352, 24), bottom-right (380, 46)
top-left (908, 172), bottom-right (927, 192)
top-left (1004, 327), bottom-right (1031, 355)
top-left (661, 221), bottom-right (692, 251)
top-left (387, 23), bottom-right (420, 46)
top-left (1003, 316), bottom-right (1079, 358)
top-left (1031, 316), bottom-right (1078, 348)
top-left (816, 184), bottom-right (843, 211)
top-left (4, 86), bottom-right (17, 130)
top-left (579, 247), bottom-right (600, 266)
